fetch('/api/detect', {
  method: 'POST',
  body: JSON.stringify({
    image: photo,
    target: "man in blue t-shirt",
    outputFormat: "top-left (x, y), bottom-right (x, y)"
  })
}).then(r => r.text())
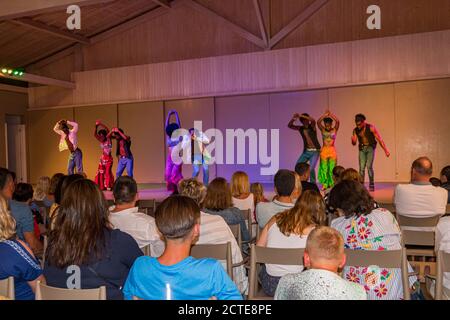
top-left (123, 195), bottom-right (242, 300)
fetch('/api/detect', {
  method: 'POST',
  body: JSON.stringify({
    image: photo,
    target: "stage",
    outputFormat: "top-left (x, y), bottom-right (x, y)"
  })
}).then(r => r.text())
top-left (104, 182), bottom-right (399, 204)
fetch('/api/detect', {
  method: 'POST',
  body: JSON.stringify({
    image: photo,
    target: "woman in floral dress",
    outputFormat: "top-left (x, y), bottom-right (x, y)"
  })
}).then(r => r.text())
top-left (328, 180), bottom-right (420, 300)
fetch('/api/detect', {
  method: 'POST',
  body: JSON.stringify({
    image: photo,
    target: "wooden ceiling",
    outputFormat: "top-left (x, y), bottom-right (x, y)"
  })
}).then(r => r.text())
top-left (0, 0), bottom-right (449, 71)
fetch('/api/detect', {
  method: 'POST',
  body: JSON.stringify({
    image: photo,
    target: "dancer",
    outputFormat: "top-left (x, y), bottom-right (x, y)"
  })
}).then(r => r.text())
top-left (288, 113), bottom-right (321, 184)
top-left (108, 127), bottom-right (134, 178)
top-left (351, 114), bottom-right (390, 191)
top-left (317, 111), bottom-right (340, 190)
top-left (165, 110), bottom-right (183, 192)
top-left (53, 119), bottom-right (83, 175)
top-left (182, 127), bottom-right (210, 186)
top-left (94, 120), bottom-right (114, 190)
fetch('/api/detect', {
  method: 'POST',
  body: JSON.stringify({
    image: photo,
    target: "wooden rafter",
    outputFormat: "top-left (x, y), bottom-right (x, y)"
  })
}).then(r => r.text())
top-left (0, 83), bottom-right (28, 94)
top-left (152, 0), bottom-right (171, 9)
top-left (253, 0), bottom-right (268, 48)
top-left (269, 0), bottom-right (329, 49)
top-left (0, 72), bottom-right (75, 89)
top-left (11, 18), bottom-right (91, 44)
top-left (185, 0), bottom-right (266, 49)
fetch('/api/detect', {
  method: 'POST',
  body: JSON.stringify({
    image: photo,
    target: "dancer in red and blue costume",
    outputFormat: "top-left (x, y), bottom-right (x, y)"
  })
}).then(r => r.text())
top-left (94, 120), bottom-right (114, 191)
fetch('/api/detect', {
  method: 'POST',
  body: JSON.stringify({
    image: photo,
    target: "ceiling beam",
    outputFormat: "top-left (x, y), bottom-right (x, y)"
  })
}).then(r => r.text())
top-left (0, 72), bottom-right (75, 89)
top-left (11, 18), bottom-right (91, 44)
top-left (253, 0), bottom-right (268, 49)
top-left (0, 83), bottom-right (28, 94)
top-left (269, 0), bottom-right (329, 49)
top-left (185, 0), bottom-right (266, 49)
top-left (0, 0), bottom-right (115, 21)
top-left (152, 0), bottom-right (171, 9)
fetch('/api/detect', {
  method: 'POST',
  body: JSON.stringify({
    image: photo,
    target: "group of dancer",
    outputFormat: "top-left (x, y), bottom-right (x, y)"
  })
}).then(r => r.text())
top-left (289, 111), bottom-right (390, 191)
top-left (53, 109), bottom-right (211, 193)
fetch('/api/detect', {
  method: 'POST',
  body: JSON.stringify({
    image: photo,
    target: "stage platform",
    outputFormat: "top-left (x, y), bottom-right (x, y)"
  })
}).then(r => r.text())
top-left (104, 182), bottom-right (398, 204)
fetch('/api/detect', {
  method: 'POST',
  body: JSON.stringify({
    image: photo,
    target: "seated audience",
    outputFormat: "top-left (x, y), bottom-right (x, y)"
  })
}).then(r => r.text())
top-left (44, 179), bottom-right (142, 300)
top-left (256, 169), bottom-right (300, 229)
top-left (203, 178), bottom-right (250, 241)
top-left (434, 214), bottom-right (450, 299)
top-left (32, 176), bottom-right (52, 207)
top-left (329, 180), bottom-right (420, 300)
top-left (48, 173), bottom-right (65, 204)
top-left (0, 195), bottom-right (45, 300)
top-left (109, 176), bottom-right (159, 250)
top-left (256, 190), bottom-right (326, 296)
top-left (332, 165), bottom-right (345, 185)
top-left (295, 162), bottom-right (320, 193)
top-left (250, 182), bottom-right (269, 208)
top-left (430, 177), bottom-right (442, 187)
top-left (441, 165), bottom-right (450, 204)
top-left (11, 183), bottom-right (43, 253)
top-left (0, 168), bottom-right (14, 200)
top-left (123, 195), bottom-right (242, 300)
top-left (341, 168), bottom-right (362, 183)
top-left (231, 171), bottom-right (255, 221)
top-left (394, 157), bottom-right (448, 219)
top-left (275, 226), bottom-right (366, 300)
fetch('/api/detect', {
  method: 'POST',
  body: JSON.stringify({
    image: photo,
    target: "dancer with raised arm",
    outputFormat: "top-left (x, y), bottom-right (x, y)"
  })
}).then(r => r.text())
top-left (165, 110), bottom-right (183, 192)
top-left (317, 111), bottom-right (340, 190)
top-left (94, 120), bottom-right (114, 190)
top-left (288, 113), bottom-right (321, 184)
top-left (108, 127), bottom-right (134, 178)
top-left (53, 119), bottom-right (83, 175)
top-left (351, 114), bottom-right (390, 191)
top-left (180, 127), bottom-right (211, 186)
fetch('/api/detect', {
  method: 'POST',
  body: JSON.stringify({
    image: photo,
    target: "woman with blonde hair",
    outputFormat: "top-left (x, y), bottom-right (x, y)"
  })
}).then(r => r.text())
top-left (33, 176), bottom-right (51, 203)
top-left (250, 182), bottom-right (268, 207)
top-left (256, 190), bottom-right (326, 296)
top-left (231, 171), bottom-right (255, 221)
top-left (0, 195), bottom-right (45, 300)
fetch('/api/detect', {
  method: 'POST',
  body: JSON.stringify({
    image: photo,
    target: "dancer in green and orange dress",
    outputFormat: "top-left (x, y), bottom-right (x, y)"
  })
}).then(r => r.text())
top-left (317, 111), bottom-right (340, 190)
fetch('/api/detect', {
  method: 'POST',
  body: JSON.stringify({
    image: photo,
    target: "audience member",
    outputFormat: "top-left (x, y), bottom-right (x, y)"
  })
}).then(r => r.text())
top-left (0, 195), bottom-right (45, 300)
top-left (256, 190), bottom-right (326, 296)
top-left (341, 168), bottom-right (362, 183)
top-left (203, 178), bottom-right (250, 241)
top-left (275, 226), bottom-right (366, 300)
top-left (250, 182), bottom-right (269, 208)
top-left (48, 173), bottom-right (65, 203)
top-left (430, 177), bottom-right (442, 187)
top-left (123, 195), bottom-right (242, 300)
top-left (295, 162), bottom-right (320, 193)
top-left (32, 176), bottom-right (52, 206)
top-left (0, 168), bottom-right (15, 200)
top-left (329, 180), bottom-right (420, 300)
top-left (394, 157), bottom-right (448, 219)
top-left (434, 214), bottom-right (450, 299)
top-left (44, 179), bottom-right (142, 300)
top-left (256, 170), bottom-right (300, 229)
top-left (440, 165), bottom-right (450, 204)
top-left (109, 176), bottom-right (159, 250)
top-left (11, 183), bottom-right (43, 254)
top-left (231, 171), bottom-right (255, 220)
top-left (332, 165), bottom-right (345, 185)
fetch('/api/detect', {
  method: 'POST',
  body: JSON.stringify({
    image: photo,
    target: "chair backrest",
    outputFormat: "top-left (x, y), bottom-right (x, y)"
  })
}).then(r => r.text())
top-left (248, 244), bottom-right (304, 299)
top-left (40, 235), bottom-right (48, 268)
top-left (240, 209), bottom-right (253, 239)
top-left (446, 204), bottom-right (450, 214)
top-left (397, 214), bottom-right (440, 246)
top-left (138, 199), bottom-right (156, 216)
top-left (344, 248), bottom-right (410, 300)
top-left (435, 250), bottom-right (450, 300)
top-left (141, 244), bottom-right (151, 256)
top-left (35, 281), bottom-right (107, 300)
top-left (0, 277), bottom-right (15, 300)
top-left (229, 224), bottom-right (242, 250)
top-left (191, 242), bottom-right (233, 280)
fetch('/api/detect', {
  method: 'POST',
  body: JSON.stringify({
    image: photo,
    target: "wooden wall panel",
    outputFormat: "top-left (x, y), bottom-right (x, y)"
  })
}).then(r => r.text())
top-left (164, 98), bottom-right (216, 181)
top-left (328, 84), bottom-right (397, 182)
top-left (215, 94), bottom-right (272, 183)
top-left (27, 108), bottom-right (74, 183)
top-left (28, 30), bottom-right (449, 110)
top-left (73, 105), bottom-right (117, 181)
top-left (394, 78), bottom-right (450, 181)
top-left (27, 53), bottom-right (75, 81)
top-left (117, 101), bottom-right (165, 183)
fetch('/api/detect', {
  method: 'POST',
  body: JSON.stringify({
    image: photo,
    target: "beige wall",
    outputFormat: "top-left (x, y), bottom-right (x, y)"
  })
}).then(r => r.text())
top-left (0, 90), bottom-right (28, 168)
top-left (27, 78), bottom-right (450, 184)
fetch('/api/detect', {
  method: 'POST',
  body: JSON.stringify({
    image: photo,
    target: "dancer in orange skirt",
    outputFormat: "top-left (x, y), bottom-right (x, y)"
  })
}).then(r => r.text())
top-left (317, 111), bottom-right (340, 190)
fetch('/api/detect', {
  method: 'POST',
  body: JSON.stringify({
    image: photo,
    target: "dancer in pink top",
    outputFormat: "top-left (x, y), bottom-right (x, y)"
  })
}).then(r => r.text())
top-left (165, 110), bottom-right (183, 193)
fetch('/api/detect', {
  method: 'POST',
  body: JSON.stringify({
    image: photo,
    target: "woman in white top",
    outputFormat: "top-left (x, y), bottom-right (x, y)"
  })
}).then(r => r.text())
top-left (256, 190), bottom-right (326, 296)
top-left (231, 171), bottom-right (255, 222)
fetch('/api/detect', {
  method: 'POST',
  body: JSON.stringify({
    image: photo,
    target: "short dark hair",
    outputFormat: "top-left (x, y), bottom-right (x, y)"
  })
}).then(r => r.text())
top-left (328, 180), bottom-right (375, 218)
top-left (55, 174), bottom-right (84, 205)
top-left (333, 166), bottom-right (345, 179)
top-left (0, 168), bottom-right (13, 190)
top-left (274, 170), bottom-right (296, 197)
top-left (295, 162), bottom-right (310, 177)
top-left (301, 113), bottom-right (309, 117)
top-left (441, 166), bottom-right (450, 181)
top-left (323, 117), bottom-right (333, 124)
top-left (98, 129), bottom-right (107, 137)
top-left (12, 183), bottom-right (33, 202)
top-left (429, 177), bottom-right (442, 187)
top-left (113, 176), bottom-right (138, 205)
top-left (412, 156), bottom-right (433, 176)
top-left (155, 195), bottom-right (200, 240)
top-left (355, 114), bottom-right (366, 122)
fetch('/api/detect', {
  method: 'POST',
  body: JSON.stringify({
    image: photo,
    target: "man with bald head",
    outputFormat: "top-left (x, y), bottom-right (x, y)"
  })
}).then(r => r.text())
top-left (394, 157), bottom-right (448, 219)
